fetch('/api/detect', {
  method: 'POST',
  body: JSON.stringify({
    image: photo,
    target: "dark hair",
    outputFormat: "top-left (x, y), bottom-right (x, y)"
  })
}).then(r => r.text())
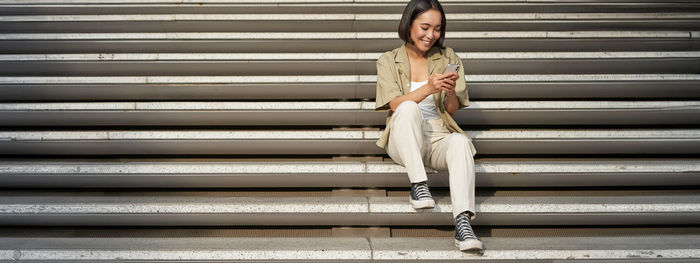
top-left (398, 0), bottom-right (446, 49)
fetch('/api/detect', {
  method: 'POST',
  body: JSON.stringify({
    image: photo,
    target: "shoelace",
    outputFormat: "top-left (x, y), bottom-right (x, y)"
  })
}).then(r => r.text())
top-left (411, 182), bottom-right (432, 200)
top-left (455, 213), bottom-right (478, 241)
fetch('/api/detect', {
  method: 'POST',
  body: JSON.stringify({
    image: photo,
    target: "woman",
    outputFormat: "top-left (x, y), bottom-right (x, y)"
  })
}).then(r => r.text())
top-left (375, 0), bottom-right (482, 252)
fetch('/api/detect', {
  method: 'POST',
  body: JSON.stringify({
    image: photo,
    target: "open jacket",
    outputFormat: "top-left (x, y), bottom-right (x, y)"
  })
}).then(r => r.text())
top-left (374, 45), bottom-right (476, 155)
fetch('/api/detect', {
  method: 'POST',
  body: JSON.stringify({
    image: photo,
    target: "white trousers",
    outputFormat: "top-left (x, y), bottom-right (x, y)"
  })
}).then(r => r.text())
top-left (385, 101), bottom-right (476, 219)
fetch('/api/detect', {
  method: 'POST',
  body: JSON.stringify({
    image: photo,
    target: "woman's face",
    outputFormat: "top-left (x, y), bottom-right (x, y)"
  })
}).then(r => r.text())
top-left (409, 9), bottom-right (442, 54)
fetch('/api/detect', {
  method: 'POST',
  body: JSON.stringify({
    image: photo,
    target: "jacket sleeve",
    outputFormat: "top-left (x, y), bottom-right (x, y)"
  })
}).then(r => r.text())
top-left (375, 53), bottom-right (403, 112)
top-left (449, 48), bottom-right (470, 108)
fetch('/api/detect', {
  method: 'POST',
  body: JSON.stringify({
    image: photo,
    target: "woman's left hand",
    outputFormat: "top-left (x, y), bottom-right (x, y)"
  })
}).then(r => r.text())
top-left (441, 72), bottom-right (458, 96)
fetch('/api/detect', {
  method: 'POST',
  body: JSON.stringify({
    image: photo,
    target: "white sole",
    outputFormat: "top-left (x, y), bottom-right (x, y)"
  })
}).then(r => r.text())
top-left (409, 198), bottom-right (435, 209)
top-left (455, 238), bottom-right (484, 252)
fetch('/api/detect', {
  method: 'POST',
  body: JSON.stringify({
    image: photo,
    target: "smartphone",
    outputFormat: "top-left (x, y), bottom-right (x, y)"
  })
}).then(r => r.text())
top-left (443, 63), bottom-right (460, 74)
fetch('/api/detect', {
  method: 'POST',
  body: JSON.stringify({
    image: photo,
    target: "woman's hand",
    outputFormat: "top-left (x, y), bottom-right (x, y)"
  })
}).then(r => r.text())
top-left (389, 71), bottom-right (460, 112)
top-left (426, 73), bottom-right (454, 93)
top-left (425, 73), bottom-right (445, 94)
top-left (434, 72), bottom-right (459, 96)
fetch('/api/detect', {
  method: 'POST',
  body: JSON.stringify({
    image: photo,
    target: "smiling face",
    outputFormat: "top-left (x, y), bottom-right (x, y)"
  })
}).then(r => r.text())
top-left (408, 9), bottom-right (442, 55)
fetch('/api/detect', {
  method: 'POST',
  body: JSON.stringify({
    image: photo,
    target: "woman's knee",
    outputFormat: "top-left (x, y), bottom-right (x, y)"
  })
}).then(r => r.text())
top-left (395, 100), bottom-right (420, 116)
top-left (446, 133), bottom-right (472, 151)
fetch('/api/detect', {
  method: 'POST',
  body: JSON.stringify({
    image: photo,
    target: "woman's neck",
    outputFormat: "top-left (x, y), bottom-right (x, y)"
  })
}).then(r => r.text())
top-left (405, 43), bottom-right (428, 59)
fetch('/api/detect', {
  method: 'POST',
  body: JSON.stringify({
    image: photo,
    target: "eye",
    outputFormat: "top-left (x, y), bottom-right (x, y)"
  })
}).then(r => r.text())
top-left (421, 27), bottom-right (429, 31)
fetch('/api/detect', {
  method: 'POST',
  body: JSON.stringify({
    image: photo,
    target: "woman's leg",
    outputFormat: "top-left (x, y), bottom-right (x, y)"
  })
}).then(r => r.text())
top-left (429, 132), bottom-right (476, 219)
top-left (428, 131), bottom-right (482, 251)
top-left (386, 101), bottom-right (434, 209)
top-left (385, 101), bottom-right (429, 183)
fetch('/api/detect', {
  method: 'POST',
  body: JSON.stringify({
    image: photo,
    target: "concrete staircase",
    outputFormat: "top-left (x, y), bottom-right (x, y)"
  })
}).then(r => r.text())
top-left (1, 0), bottom-right (699, 261)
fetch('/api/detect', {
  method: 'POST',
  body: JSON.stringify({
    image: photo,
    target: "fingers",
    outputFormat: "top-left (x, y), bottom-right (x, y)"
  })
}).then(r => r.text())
top-left (445, 72), bottom-right (459, 80)
top-left (441, 78), bottom-right (455, 88)
top-left (449, 72), bottom-right (459, 80)
top-left (436, 72), bottom-right (459, 81)
top-left (429, 72), bottom-right (459, 94)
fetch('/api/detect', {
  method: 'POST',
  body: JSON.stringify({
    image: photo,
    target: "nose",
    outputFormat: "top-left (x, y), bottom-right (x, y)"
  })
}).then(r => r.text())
top-left (428, 29), bottom-right (438, 39)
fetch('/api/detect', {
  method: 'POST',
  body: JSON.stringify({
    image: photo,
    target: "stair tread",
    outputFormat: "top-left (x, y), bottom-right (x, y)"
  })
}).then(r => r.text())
top-left (2, 31), bottom-right (697, 40)
top-left (2, 159), bottom-right (698, 174)
top-left (3, 12), bottom-right (700, 21)
top-left (3, 74), bottom-right (699, 84)
top-left (1, 192), bottom-right (698, 213)
top-left (3, 101), bottom-right (699, 110)
top-left (3, 51), bottom-right (700, 61)
top-left (2, 129), bottom-right (699, 140)
top-left (0, 236), bottom-right (698, 261)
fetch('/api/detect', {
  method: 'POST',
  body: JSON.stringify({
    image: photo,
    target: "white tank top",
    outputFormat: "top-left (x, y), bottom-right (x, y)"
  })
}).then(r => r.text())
top-left (410, 80), bottom-right (440, 120)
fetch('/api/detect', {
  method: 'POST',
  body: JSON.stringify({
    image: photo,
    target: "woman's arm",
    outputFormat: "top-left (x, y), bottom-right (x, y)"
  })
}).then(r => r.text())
top-left (388, 73), bottom-right (450, 112)
top-left (444, 91), bottom-right (459, 115)
top-left (442, 72), bottom-right (459, 115)
top-left (388, 86), bottom-right (432, 111)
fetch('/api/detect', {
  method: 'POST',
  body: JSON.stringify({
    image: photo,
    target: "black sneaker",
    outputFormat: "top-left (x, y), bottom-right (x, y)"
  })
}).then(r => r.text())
top-left (454, 211), bottom-right (484, 251)
top-left (409, 181), bottom-right (435, 209)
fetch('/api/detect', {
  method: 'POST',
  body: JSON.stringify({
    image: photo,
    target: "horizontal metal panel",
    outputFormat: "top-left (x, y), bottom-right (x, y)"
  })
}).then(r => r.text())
top-left (2, 0), bottom-right (700, 6)
top-left (1, 129), bottom-right (699, 155)
top-left (472, 139), bottom-right (700, 154)
top-left (5, 13), bottom-right (700, 22)
top-left (4, 51), bottom-right (699, 61)
top-left (3, 74), bottom-right (698, 84)
top-left (2, 39), bottom-right (697, 53)
top-left (0, 193), bottom-right (697, 226)
top-left (1, 159), bottom-right (698, 188)
top-left (0, 140), bottom-right (384, 155)
top-left (2, 2), bottom-right (698, 16)
top-left (1, 101), bottom-right (699, 126)
top-left (1, 31), bottom-right (694, 40)
top-left (1, 81), bottom-right (698, 101)
top-left (469, 81), bottom-right (700, 99)
top-left (3, 20), bottom-right (699, 33)
top-left (0, 83), bottom-right (377, 101)
top-left (2, 58), bottom-right (699, 75)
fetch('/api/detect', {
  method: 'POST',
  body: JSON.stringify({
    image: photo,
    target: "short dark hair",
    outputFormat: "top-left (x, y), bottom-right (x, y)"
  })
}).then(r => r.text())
top-left (398, 0), bottom-right (446, 49)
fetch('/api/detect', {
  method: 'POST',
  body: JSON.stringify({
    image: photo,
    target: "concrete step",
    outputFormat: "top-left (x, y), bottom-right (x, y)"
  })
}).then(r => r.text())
top-left (2, 1), bottom-right (698, 15)
top-left (1, 129), bottom-right (699, 155)
top-left (0, 236), bottom-right (698, 261)
top-left (0, 0), bottom-right (698, 6)
top-left (1, 74), bottom-right (698, 101)
top-left (0, 190), bottom-right (698, 226)
top-left (4, 38), bottom-right (698, 53)
top-left (5, 51), bottom-right (699, 60)
top-left (1, 225), bottom-right (697, 238)
top-left (1, 31), bottom-right (697, 54)
top-left (3, 31), bottom-right (696, 40)
top-left (5, 13), bottom-right (699, 21)
top-left (1, 101), bottom-right (699, 126)
top-left (3, 13), bottom-right (699, 32)
top-left (2, 52), bottom-right (699, 75)
top-left (1, 158), bottom-right (698, 188)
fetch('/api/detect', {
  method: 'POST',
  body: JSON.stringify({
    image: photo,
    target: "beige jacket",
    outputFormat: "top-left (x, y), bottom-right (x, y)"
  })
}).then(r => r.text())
top-left (374, 45), bottom-right (476, 154)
